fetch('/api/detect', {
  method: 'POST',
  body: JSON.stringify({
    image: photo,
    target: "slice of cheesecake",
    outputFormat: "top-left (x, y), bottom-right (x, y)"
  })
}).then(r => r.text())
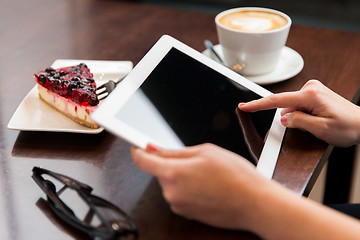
top-left (34, 63), bottom-right (100, 129)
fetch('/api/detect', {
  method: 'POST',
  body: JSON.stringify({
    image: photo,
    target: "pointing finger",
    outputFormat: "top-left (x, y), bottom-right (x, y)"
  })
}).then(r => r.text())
top-left (238, 91), bottom-right (305, 112)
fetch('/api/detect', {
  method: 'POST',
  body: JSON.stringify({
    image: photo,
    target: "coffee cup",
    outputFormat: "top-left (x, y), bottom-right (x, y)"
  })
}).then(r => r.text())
top-left (215, 7), bottom-right (291, 76)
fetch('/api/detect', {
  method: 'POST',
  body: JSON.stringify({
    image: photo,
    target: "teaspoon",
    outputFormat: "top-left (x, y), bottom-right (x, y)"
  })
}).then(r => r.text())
top-left (204, 40), bottom-right (225, 65)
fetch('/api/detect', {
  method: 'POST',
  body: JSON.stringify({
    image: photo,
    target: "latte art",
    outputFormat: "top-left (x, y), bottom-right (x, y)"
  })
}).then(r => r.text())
top-left (219, 11), bottom-right (288, 32)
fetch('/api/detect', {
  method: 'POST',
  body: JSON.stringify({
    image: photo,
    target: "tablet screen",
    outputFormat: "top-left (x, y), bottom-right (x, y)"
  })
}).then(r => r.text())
top-left (115, 48), bottom-right (276, 165)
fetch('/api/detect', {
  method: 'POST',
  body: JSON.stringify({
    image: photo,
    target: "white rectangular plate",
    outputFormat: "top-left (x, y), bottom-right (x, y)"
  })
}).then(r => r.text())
top-left (8, 59), bottom-right (133, 134)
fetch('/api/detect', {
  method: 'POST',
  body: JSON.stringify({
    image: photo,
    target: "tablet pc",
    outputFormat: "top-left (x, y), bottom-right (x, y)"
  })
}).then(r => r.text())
top-left (92, 35), bottom-right (286, 179)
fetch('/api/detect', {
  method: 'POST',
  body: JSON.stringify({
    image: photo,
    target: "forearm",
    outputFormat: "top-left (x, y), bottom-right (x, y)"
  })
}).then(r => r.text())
top-left (247, 181), bottom-right (360, 240)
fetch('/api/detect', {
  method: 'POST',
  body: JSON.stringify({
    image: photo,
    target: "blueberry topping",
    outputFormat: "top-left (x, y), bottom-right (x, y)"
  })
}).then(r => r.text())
top-left (53, 72), bottom-right (60, 79)
top-left (37, 63), bottom-right (98, 106)
top-left (38, 74), bottom-right (47, 84)
top-left (79, 63), bottom-right (87, 68)
top-left (86, 86), bottom-right (96, 93)
top-left (53, 79), bottom-right (61, 89)
top-left (71, 76), bottom-right (81, 82)
top-left (45, 67), bottom-right (55, 74)
top-left (59, 70), bottom-right (66, 76)
top-left (67, 83), bottom-right (77, 94)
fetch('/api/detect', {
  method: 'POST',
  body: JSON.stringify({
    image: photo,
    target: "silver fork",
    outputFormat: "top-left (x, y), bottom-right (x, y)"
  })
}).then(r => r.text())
top-left (96, 75), bottom-right (126, 100)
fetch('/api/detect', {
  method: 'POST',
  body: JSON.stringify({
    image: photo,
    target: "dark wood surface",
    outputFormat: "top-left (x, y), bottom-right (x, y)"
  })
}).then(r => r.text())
top-left (1, 0), bottom-right (360, 239)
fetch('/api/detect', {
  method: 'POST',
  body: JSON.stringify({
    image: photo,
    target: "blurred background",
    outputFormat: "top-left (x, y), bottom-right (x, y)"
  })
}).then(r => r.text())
top-left (128, 0), bottom-right (360, 32)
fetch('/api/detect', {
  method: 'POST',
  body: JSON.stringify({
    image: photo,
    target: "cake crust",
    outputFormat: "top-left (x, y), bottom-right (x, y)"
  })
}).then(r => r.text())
top-left (37, 84), bottom-right (99, 129)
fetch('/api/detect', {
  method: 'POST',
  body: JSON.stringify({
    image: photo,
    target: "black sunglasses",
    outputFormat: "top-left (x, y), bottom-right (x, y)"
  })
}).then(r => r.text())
top-left (32, 167), bottom-right (138, 240)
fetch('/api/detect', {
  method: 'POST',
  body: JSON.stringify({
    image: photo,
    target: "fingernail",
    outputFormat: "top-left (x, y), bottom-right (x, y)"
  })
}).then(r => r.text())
top-left (238, 102), bottom-right (246, 108)
top-left (146, 143), bottom-right (160, 152)
top-left (281, 114), bottom-right (288, 126)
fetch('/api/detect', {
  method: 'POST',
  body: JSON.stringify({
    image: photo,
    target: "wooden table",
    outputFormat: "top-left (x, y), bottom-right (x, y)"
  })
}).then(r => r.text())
top-left (1, 0), bottom-right (360, 239)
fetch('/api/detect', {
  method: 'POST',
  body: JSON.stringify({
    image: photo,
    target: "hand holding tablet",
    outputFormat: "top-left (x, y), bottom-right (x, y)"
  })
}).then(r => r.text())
top-left (92, 35), bottom-right (286, 179)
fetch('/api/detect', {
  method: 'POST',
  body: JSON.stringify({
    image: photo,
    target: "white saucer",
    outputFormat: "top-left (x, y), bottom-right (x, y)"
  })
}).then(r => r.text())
top-left (202, 45), bottom-right (304, 85)
top-left (7, 59), bottom-right (133, 134)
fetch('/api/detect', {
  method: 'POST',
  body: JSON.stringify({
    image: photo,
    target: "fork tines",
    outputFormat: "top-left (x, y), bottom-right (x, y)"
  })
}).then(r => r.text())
top-left (96, 80), bottom-right (116, 100)
top-left (96, 75), bottom-right (126, 100)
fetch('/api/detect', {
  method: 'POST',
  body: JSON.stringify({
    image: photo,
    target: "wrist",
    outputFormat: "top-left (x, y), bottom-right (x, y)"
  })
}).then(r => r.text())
top-left (230, 173), bottom-right (277, 232)
top-left (245, 179), bottom-right (286, 234)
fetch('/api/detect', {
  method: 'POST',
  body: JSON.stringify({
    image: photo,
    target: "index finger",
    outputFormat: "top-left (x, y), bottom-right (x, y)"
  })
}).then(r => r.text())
top-left (238, 91), bottom-right (304, 112)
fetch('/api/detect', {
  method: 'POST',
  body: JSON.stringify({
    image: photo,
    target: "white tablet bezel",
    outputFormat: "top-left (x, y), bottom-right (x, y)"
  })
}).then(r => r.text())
top-left (92, 35), bottom-right (286, 179)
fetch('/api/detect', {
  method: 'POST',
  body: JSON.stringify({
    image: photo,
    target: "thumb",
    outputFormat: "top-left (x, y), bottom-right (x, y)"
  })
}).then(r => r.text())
top-left (131, 146), bottom-right (169, 176)
top-left (146, 143), bottom-right (198, 159)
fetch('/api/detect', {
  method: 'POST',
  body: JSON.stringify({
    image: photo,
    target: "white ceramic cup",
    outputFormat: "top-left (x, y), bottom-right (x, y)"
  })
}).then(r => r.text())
top-left (215, 7), bottom-right (292, 76)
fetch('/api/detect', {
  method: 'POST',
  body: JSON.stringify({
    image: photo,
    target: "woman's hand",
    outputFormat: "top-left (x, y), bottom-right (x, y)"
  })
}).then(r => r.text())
top-left (131, 143), bottom-right (271, 230)
top-left (239, 80), bottom-right (360, 147)
top-left (131, 142), bottom-right (360, 240)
